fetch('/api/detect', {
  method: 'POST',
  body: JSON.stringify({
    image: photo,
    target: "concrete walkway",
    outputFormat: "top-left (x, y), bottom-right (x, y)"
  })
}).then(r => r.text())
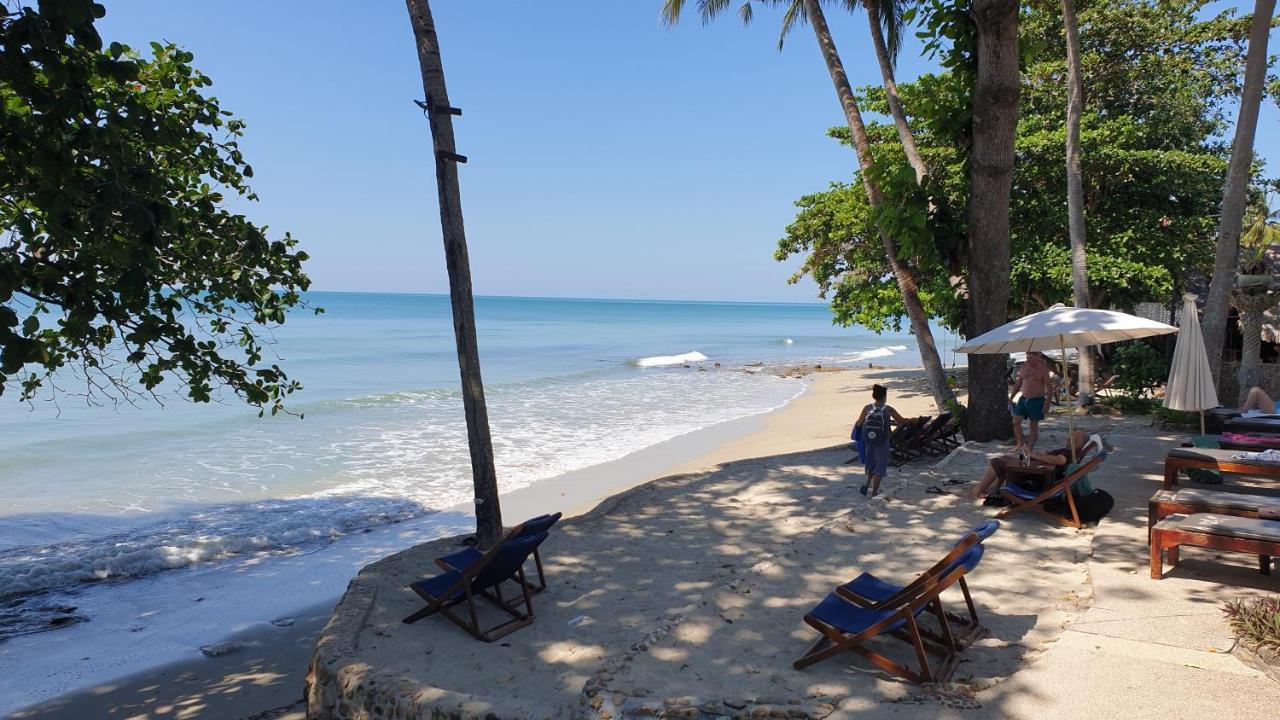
top-left (985, 429), bottom-right (1280, 718)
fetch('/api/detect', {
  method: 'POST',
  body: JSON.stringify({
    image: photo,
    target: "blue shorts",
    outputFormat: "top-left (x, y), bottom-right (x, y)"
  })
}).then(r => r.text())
top-left (1014, 396), bottom-right (1046, 421)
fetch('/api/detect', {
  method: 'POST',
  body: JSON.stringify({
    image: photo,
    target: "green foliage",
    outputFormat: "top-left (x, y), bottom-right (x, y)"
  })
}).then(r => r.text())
top-left (1150, 404), bottom-right (1198, 428)
top-left (1224, 596), bottom-right (1280, 654)
top-left (777, 0), bottom-right (1277, 332)
top-left (1099, 394), bottom-right (1160, 415)
top-left (1109, 342), bottom-right (1168, 398)
top-left (0, 1), bottom-right (314, 414)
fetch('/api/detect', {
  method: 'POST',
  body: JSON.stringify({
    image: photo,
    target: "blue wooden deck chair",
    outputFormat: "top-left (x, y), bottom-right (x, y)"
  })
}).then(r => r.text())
top-left (838, 522), bottom-right (998, 645)
top-left (997, 456), bottom-right (1103, 529)
top-left (402, 529), bottom-right (548, 642)
top-left (435, 512), bottom-right (562, 592)
top-left (794, 544), bottom-right (984, 683)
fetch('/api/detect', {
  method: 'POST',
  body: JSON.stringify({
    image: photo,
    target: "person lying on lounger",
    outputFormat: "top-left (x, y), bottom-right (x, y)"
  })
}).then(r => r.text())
top-left (967, 431), bottom-right (1090, 501)
top-left (1239, 385), bottom-right (1280, 415)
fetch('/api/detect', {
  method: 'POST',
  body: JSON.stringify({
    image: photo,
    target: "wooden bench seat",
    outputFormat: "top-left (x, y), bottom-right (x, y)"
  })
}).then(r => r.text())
top-left (1150, 512), bottom-right (1280, 579)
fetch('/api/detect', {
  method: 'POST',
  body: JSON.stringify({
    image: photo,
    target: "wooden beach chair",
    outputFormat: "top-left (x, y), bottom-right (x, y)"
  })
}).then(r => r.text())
top-left (909, 413), bottom-right (953, 458)
top-left (838, 521), bottom-right (998, 646)
top-left (435, 512), bottom-right (562, 592)
top-left (1162, 446), bottom-right (1280, 490)
top-left (402, 528), bottom-right (548, 642)
top-left (793, 544), bottom-right (984, 683)
top-left (996, 456), bottom-right (1103, 529)
top-left (1150, 513), bottom-right (1280, 579)
top-left (926, 414), bottom-right (963, 453)
top-left (890, 416), bottom-right (932, 467)
top-left (1149, 489), bottom-right (1280, 570)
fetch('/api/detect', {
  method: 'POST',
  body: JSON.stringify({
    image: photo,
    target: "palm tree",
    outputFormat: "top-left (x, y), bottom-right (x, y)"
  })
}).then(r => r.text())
top-left (662, 0), bottom-right (957, 412)
top-left (1199, 0), bottom-right (1276, 387)
top-left (405, 0), bottom-right (504, 548)
top-left (1061, 0), bottom-right (1094, 405)
top-left (965, 0), bottom-right (1020, 441)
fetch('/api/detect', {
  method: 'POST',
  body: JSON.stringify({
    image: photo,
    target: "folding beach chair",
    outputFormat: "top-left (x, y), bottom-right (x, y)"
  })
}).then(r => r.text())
top-left (997, 456), bottom-right (1103, 529)
top-left (890, 416), bottom-right (932, 467)
top-left (927, 415), bottom-right (964, 453)
top-left (838, 521), bottom-right (998, 645)
top-left (402, 529), bottom-right (548, 642)
top-left (793, 544), bottom-right (984, 683)
top-left (436, 512), bottom-right (562, 592)
top-left (912, 413), bottom-right (953, 457)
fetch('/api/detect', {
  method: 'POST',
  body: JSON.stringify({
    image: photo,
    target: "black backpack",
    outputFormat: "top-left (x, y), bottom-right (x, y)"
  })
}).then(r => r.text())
top-left (864, 404), bottom-right (889, 442)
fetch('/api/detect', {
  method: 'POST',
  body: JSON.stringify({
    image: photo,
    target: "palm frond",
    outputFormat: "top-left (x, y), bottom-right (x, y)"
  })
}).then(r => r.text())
top-left (699, 0), bottom-right (738, 24)
top-left (739, 1), bottom-right (754, 24)
top-left (777, 0), bottom-right (807, 51)
top-left (660, 0), bottom-right (687, 27)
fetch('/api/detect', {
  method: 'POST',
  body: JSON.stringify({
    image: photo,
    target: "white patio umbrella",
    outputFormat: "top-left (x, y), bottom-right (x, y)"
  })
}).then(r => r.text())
top-left (1163, 293), bottom-right (1218, 435)
top-left (956, 304), bottom-right (1179, 456)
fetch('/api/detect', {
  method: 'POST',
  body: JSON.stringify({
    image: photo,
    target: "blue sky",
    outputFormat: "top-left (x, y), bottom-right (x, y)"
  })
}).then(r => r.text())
top-left (96, 1), bottom-right (1278, 303)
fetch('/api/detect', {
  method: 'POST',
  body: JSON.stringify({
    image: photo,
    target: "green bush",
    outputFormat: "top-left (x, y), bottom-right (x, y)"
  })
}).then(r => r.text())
top-left (1103, 395), bottom-right (1161, 415)
top-left (1110, 342), bottom-right (1169, 398)
top-left (1151, 405), bottom-right (1199, 429)
top-left (1224, 596), bottom-right (1280, 653)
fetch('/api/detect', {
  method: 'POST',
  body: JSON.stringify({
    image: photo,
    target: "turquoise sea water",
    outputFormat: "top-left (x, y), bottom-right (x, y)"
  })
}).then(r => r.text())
top-left (0, 292), bottom-right (960, 629)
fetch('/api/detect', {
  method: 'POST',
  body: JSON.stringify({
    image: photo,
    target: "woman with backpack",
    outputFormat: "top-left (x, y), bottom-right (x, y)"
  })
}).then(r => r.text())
top-left (854, 384), bottom-right (910, 497)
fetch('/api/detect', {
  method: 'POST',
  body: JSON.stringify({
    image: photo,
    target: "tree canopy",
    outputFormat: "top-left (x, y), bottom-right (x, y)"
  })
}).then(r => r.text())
top-left (777, 0), bottom-right (1278, 334)
top-left (0, 1), bottom-right (313, 414)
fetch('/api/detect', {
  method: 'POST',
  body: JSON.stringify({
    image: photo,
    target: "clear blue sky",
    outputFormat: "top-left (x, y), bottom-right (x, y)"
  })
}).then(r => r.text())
top-left (96, 1), bottom-right (1278, 303)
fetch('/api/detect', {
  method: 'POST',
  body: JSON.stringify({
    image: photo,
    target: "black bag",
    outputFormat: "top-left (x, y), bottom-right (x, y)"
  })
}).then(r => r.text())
top-left (1074, 489), bottom-right (1115, 524)
top-left (1045, 488), bottom-right (1114, 524)
top-left (864, 405), bottom-right (889, 442)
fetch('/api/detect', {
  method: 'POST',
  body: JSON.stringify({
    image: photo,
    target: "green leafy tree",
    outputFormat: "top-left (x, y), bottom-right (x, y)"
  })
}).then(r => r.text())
top-left (0, 1), bottom-right (313, 414)
top-left (779, 0), bottom-right (1274, 338)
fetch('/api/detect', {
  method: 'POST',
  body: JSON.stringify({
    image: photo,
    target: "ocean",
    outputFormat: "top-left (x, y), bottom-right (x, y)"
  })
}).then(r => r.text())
top-left (0, 292), bottom-right (959, 703)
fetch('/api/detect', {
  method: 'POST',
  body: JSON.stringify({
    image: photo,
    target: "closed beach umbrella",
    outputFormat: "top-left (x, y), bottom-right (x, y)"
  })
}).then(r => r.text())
top-left (1164, 293), bottom-right (1219, 435)
top-left (956, 304), bottom-right (1179, 455)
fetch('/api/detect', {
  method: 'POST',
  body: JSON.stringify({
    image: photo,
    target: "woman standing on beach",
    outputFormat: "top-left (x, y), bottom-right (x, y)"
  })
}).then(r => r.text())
top-left (854, 384), bottom-right (908, 497)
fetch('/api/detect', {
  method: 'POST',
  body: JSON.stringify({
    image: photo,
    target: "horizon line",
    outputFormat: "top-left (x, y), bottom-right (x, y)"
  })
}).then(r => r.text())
top-left (301, 289), bottom-right (830, 307)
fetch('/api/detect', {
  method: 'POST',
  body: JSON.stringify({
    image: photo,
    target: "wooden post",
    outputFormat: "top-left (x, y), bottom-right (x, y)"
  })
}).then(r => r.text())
top-left (405, 0), bottom-right (503, 548)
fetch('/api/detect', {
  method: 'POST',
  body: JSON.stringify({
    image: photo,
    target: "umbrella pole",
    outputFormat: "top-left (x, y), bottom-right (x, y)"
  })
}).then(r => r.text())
top-left (1200, 410), bottom-right (1206, 438)
top-left (1062, 334), bottom-right (1077, 461)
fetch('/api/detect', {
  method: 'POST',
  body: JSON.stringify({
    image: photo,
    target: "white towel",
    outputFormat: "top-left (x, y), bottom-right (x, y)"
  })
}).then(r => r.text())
top-left (1231, 448), bottom-right (1280, 463)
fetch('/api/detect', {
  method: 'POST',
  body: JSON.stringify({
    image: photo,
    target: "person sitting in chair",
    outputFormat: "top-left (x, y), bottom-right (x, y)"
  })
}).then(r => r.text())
top-left (968, 431), bottom-right (1091, 501)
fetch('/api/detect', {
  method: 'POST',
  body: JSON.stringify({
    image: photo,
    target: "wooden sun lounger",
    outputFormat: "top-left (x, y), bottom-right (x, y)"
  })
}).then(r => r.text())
top-left (1149, 489), bottom-right (1279, 571)
top-left (1225, 416), bottom-right (1280, 434)
top-left (996, 456), bottom-right (1102, 529)
top-left (1162, 447), bottom-right (1280, 490)
top-left (927, 416), bottom-right (963, 453)
top-left (1150, 513), bottom-right (1280, 579)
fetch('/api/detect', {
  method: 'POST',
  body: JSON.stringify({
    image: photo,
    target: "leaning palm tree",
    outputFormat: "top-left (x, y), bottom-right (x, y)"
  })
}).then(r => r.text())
top-left (663, 0), bottom-right (956, 412)
top-left (405, 0), bottom-right (504, 548)
top-left (1199, 0), bottom-right (1276, 386)
top-left (1061, 0), bottom-right (1095, 404)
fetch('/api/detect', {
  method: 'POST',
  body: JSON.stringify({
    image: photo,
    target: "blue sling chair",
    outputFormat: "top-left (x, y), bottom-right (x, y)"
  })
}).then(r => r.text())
top-left (435, 512), bottom-right (562, 593)
top-left (402, 527), bottom-right (549, 642)
top-left (794, 541), bottom-right (986, 683)
top-left (837, 521), bottom-right (999, 647)
top-left (997, 455), bottom-right (1103, 530)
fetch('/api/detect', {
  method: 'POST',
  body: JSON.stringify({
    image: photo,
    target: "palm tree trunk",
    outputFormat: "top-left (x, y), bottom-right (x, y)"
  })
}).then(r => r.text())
top-left (965, 0), bottom-right (1020, 441)
top-left (1201, 0), bottom-right (1276, 388)
top-left (405, 0), bottom-right (504, 548)
top-left (801, 0), bottom-right (955, 412)
top-left (1062, 0), bottom-right (1094, 404)
top-left (863, 0), bottom-right (928, 183)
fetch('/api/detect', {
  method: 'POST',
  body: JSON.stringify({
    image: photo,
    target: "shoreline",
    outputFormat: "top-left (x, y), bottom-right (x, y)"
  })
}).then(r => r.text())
top-left (5, 366), bottom-right (916, 719)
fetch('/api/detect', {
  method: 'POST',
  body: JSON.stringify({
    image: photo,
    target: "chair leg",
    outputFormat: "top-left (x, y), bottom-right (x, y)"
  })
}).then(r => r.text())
top-left (533, 549), bottom-right (548, 591)
top-left (1260, 554), bottom-right (1272, 576)
top-left (903, 613), bottom-right (934, 683)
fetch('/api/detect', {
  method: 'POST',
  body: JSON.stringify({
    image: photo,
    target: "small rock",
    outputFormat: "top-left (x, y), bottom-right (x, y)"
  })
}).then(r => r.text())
top-left (200, 641), bottom-right (242, 657)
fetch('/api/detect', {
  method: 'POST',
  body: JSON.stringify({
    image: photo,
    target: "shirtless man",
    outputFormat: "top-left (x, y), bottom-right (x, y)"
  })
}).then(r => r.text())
top-left (1010, 352), bottom-right (1053, 455)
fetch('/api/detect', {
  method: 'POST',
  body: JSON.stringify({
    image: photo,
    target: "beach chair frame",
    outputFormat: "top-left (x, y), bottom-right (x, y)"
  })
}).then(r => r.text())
top-left (436, 512), bottom-right (561, 594)
top-left (839, 532), bottom-right (988, 647)
top-left (1162, 447), bottom-right (1280, 490)
top-left (890, 416), bottom-right (932, 467)
top-left (996, 456), bottom-right (1102, 530)
top-left (794, 563), bottom-right (969, 683)
top-left (1148, 490), bottom-right (1274, 570)
top-left (402, 524), bottom-right (541, 642)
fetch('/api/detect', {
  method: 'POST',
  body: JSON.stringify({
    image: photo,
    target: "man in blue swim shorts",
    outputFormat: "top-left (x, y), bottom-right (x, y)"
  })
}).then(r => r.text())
top-left (1010, 352), bottom-right (1053, 455)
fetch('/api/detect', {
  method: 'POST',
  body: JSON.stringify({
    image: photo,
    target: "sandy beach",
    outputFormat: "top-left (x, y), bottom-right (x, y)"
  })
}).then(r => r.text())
top-left (13, 365), bottom-right (1280, 718)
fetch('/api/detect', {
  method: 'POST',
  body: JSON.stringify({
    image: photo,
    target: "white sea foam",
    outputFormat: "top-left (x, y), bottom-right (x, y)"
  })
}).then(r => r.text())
top-left (633, 350), bottom-right (708, 367)
top-left (0, 365), bottom-right (799, 603)
top-left (840, 345), bottom-right (909, 363)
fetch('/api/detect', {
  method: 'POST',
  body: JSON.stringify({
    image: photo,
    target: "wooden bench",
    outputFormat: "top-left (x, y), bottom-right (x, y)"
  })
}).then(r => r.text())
top-left (1162, 447), bottom-right (1280, 490)
top-left (1150, 512), bottom-right (1280, 579)
top-left (1149, 488), bottom-right (1280, 530)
